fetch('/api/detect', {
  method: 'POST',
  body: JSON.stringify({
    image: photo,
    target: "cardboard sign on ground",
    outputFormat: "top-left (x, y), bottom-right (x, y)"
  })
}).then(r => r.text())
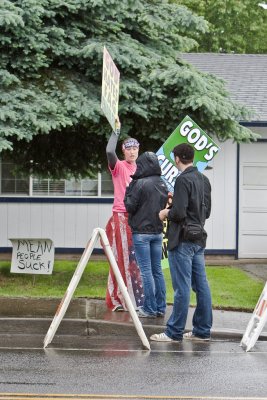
top-left (10, 238), bottom-right (54, 275)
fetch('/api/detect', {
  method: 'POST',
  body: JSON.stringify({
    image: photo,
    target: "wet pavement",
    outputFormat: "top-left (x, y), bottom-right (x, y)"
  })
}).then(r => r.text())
top-left (0, 297), bottom-right (267, 351)
top-left (0, 339), bottom-right (267, 397)
top-left (0, 261), bottom-right (267, 399)
top-left (0, 261), bottom-right (266, 349)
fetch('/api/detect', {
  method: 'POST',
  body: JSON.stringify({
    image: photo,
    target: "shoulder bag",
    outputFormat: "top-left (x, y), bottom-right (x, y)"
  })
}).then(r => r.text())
top-left (182, 175), bottom-right (206, 242)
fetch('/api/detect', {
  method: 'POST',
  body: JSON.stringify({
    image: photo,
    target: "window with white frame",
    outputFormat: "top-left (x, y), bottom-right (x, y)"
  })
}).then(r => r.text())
top-left (0, 159), bottom-right (114, 197)
top-left (0, 160), bottom-right (29, 195)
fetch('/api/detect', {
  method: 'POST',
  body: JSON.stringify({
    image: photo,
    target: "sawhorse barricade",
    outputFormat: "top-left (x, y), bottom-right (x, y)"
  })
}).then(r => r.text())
top-left (43, 227), bottom-right (150, 350)
top-left (240, 281), bottom-right (267, 352)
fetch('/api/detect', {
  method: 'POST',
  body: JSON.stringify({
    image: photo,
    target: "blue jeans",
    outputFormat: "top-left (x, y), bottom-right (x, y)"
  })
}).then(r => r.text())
top-left (133, 233), bottom-right (166, 316)
top-left (166, 242), bottom-right (212, 340)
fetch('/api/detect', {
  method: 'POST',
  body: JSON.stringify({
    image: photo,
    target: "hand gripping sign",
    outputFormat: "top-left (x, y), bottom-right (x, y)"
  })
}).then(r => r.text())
top-left (157, 116), bottom-right (220, 267)
top-left (101, 46), bottom-right (120, 131)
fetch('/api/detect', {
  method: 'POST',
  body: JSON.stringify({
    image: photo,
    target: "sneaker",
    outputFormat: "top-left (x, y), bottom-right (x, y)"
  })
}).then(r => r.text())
top-left (112, 305), bottom-right (125, 312)
top-left (150, 332), bottom-right (174, 342)
top-left (136, 308), bottom-right (157, 318)
top-left (157, 312), bottom-right (165, 317)
top-left (183, 331), bottom-right (211, 341)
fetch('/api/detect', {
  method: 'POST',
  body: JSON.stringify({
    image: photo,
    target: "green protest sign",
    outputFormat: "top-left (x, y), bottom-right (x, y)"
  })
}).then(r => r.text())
top-left (157, 115), bottom-right (220, 194)
top-left (157, 116), bottom-right (220, 268)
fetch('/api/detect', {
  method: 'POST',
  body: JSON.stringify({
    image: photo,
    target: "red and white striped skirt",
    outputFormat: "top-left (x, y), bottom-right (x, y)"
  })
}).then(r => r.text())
top-left (105, 212), bottom-right (144, 311)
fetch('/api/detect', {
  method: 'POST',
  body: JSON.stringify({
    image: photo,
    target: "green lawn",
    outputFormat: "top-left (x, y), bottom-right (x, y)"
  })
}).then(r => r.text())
top-left (0, 260), bottom-right (264, 311)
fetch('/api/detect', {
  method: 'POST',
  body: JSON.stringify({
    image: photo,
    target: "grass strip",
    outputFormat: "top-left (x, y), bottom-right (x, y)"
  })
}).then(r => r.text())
top-left (0, 261), bottom-right (264, 311)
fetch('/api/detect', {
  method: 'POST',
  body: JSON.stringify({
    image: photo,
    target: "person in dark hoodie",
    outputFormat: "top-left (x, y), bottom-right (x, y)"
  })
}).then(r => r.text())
top-left (124, 151), bottom-right (168, 318)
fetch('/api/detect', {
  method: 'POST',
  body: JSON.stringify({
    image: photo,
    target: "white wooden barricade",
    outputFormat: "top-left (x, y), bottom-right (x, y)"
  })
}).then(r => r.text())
top-left (43, 227), bottom-right (150, 350)
top-left (240, 281), bottom-right (267, 352)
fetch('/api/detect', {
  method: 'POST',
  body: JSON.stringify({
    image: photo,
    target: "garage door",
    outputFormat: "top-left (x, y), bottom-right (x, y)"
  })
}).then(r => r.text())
top-left (239, 141), bottom-right (267, 258)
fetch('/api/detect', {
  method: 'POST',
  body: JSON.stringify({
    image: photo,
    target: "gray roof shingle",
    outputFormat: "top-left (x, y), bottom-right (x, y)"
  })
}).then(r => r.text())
top-left (181, 53), bottom-right (267, 122)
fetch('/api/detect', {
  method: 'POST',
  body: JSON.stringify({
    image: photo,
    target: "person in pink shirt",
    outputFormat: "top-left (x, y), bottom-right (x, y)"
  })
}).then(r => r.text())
top-left (105, 119), bottom-right (144, 311)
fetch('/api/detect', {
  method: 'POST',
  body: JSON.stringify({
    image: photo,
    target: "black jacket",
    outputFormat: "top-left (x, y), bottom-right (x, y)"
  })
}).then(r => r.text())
top-left (167, 166), bottom-right (211, 250)
top-left (124, 152), bottom-right (168, 234)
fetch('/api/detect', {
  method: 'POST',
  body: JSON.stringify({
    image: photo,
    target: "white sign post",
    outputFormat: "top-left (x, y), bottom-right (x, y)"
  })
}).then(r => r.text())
top-left (43, 228), bottom-right (150, 350)
top-left (10, 238), bottom-right (54, 275)
top-left (240, 281), bottom-right (267, 352)
top-left (101, 46), bottom-right (120, 131)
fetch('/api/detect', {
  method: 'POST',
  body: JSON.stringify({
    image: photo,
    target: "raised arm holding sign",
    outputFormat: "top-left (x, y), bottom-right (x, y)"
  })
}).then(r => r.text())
top-left (101, 48), bottom-right (144, 312)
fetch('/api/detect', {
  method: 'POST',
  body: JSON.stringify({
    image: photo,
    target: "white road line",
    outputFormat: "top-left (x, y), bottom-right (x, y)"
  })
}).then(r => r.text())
top-left (0, 346), bottom-right (266, 354)
top-left (1, 393), bottom-right (267, 399)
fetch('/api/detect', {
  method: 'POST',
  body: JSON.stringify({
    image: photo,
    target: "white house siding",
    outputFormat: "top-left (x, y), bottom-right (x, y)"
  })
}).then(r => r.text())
top-left (204, 140), bottom-right (237, 254)
top-left (1, 132), bottom-right (266, 258)
top-left (205, 127), bottom-right (267, 259)
top-left (0, 140), bottom-right (238, 255)
top-left (0, 200), bottom-right (112, 251)
top-left (238, 128), bottom-right (267, 258)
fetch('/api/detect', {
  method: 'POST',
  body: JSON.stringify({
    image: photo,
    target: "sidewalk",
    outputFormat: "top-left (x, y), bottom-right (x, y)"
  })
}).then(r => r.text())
top-left (0, 297), bottom-right (266, 343)
top-left (0, 260), bottom-right (266, 346)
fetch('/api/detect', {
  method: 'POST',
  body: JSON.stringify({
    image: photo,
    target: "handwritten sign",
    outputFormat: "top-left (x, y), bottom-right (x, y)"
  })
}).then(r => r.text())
top-left (10, 238), bottom-right (54, 275)
top-left (101, 46), bottom-right (120, 131)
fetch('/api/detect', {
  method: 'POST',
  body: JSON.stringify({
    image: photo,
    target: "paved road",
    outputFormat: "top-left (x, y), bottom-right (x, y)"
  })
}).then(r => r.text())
top-left (0, 261), bottom-right (266, 400)
top-left (0, 336), bottom-right (267, 399)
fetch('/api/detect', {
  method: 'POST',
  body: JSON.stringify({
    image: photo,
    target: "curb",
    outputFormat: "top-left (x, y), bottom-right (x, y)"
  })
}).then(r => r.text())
top-left (1, 297), bottom-right (267, 343)
top-left (1, 317), bottom-right (267, 343)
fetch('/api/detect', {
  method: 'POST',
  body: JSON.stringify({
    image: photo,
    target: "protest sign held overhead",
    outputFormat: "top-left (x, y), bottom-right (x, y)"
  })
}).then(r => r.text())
top-left (10, 238), bottom-right (54, 275)
top-left (157, 115), bottom-right (220, 194)
top-left (101, 46), bottom-right (120, 131)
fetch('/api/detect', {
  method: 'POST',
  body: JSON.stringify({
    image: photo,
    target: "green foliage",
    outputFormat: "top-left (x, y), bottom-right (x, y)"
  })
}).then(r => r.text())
top-left (0, 0), bottom-right (256, 178)
top-left (173, 0), bottom-right (267, 53)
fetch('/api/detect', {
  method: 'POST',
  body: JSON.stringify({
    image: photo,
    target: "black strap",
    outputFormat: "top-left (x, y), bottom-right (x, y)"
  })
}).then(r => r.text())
top-left (200, 173), bottom-right (205, 228)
